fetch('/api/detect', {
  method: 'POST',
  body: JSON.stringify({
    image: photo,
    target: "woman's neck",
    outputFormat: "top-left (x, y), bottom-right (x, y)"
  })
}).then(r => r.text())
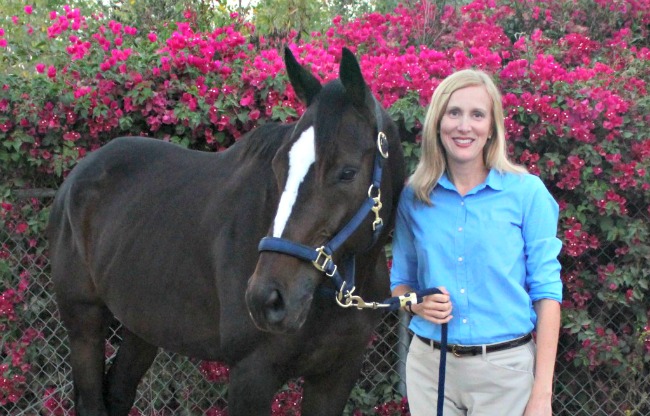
top-left (447, 162), bottom-right (489, 196)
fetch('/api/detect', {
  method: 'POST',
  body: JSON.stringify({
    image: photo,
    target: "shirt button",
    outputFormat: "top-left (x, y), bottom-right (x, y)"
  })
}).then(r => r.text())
top-left (462, 319), bottom-right (468, 324)
top-left (458, 227), bottom-right (463, 232)
top-left (460, 201), bottom-right (465, 206)
top-left (458, 257), bottom-right (463, 262)
top-left (460, 288), bottom-right (465, 294)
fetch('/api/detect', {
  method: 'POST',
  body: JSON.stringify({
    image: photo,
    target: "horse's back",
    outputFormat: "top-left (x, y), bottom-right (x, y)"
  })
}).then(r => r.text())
top-left (47, 134), bottom-right (284, 357)
top-left (49, 137), bottom-right (220, 271)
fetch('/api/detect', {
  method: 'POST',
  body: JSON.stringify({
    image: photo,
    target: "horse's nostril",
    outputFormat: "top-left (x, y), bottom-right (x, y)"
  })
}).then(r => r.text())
top-left (264, 289), bottom-right (286, 324)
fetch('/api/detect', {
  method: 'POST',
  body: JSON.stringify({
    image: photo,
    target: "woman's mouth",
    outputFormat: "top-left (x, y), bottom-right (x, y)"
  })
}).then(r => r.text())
top-left (453, 137), bottom-right (474, 146)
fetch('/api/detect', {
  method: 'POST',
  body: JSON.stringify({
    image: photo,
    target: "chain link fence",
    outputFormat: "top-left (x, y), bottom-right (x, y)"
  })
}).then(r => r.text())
top-left (1, 193), bottom-right (649, 415)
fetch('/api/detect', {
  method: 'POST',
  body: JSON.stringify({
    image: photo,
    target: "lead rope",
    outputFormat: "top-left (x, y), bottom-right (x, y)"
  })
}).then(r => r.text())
top-left (437, 321), bottom-right (447, 416)
top-left (391, 288), bottom-right (447, 416)
top-left (335, 286), bottom-right (447, 416)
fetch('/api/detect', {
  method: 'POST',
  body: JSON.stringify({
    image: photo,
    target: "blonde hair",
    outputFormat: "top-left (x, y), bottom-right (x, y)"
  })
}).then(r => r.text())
top-left (410, 69), bottom-right (527, 204)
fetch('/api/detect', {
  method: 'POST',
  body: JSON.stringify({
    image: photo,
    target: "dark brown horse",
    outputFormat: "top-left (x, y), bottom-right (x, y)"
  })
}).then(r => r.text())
top-left (47, 47), bottom-right (405, 416)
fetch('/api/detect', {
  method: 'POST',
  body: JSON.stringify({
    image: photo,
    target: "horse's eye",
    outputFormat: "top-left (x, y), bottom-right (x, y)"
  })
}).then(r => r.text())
top-left (339, 168), bottom-right (358, 182)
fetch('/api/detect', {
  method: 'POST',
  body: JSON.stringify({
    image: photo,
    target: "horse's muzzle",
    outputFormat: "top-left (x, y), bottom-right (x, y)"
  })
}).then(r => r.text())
top-left (245, 274), bottom-right (314, 334)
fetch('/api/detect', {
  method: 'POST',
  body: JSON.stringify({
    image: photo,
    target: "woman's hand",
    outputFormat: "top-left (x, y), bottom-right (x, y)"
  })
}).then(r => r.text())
top-left (411, 287), bottom-right (453, 324)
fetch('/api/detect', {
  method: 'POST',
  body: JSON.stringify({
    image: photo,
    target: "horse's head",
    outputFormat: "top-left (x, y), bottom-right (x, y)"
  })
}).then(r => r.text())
top-left (245, 47), bottom-right (405, 333)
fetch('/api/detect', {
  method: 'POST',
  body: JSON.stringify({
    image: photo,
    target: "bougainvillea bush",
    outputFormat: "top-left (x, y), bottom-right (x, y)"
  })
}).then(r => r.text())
top-left (1, 0), bottom-right (649, 414)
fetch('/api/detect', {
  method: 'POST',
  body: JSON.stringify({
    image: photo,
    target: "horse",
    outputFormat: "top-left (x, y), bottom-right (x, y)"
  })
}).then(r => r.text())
top-left (47, 47), bottom-right (405, 416)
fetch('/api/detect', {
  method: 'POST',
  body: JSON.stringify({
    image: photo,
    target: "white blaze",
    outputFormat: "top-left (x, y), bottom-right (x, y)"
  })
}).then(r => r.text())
top-left (273, 126), bottom-right (316, 237)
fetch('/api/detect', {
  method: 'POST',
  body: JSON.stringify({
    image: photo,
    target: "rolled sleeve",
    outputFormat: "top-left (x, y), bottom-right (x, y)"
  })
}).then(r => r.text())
top-left (523, 177), bottom-right (563, 303)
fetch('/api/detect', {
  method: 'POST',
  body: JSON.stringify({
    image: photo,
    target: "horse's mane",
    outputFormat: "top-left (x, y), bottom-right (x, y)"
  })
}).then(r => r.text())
top-left (234, 80), bottom-right (357, 170)
top-left (236, 122), bottom-right (295, 162)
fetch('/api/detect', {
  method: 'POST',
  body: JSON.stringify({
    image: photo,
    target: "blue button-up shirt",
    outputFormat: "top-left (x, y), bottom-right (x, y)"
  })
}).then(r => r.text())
top-left (390, 170), bottom-right (563, 345)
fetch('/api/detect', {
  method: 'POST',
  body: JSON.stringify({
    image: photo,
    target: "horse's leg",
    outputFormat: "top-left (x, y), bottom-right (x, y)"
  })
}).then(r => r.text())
top-left (59, 302), bottom-right (112, 416)
top-left (227, 357), bottom-right (284, 416)
top-left (300, 351), bottom-right (367, 416)
top-left (104, 327), bottom-right (159, 416)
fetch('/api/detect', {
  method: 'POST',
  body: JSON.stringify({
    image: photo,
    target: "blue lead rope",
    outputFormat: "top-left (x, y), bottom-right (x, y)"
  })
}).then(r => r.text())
top-left (381, 287), bottom-right (447, 416)
top-left (438, 321), bottom-right (447, 416)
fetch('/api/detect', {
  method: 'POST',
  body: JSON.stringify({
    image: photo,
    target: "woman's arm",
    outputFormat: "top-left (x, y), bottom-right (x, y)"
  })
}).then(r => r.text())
top-left (525, 298), bottom-right (561, 416)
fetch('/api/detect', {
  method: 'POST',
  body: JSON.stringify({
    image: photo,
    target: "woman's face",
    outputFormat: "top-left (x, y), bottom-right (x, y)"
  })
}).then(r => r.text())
top-left (439, 84), bottom-right (493, 170)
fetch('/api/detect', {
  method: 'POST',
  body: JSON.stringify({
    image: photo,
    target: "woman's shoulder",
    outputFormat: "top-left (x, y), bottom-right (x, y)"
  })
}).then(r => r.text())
top-left (499, 171), bottom-right (548, 191)
top-left (399, 183), bottom-right (416, 199)
top-left (398, 184), bottom-right (418, 206)
top-left (498, 171), bottom-right (558, 209)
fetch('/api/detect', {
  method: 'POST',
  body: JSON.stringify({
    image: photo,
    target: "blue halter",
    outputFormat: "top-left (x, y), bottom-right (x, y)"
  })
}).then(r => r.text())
top-left (258, 98), bottom-right (388, 299)
top-left (258, 144), bottom-right (387, 296)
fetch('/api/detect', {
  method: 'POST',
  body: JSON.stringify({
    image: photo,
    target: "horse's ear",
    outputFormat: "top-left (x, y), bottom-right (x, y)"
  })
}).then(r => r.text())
top-left (340, 47), bottom-right (372, 109)
top-left (285, 47), bottom-right (322, 106)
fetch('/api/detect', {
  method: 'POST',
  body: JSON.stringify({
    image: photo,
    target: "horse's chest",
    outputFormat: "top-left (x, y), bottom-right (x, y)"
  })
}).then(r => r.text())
top-left (295, 312), bottom-right (378, 373)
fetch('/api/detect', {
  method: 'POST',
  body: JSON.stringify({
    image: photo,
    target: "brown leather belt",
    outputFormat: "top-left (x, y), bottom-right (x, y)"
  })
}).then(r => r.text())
top-left (417, 333), bottom-right (532, 357)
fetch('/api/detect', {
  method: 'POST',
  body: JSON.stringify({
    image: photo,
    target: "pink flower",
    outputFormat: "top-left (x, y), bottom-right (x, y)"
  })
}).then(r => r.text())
top-left (0, 39), bottom-right (6, 48)
top-left (15, 222), bottom-right (28, 234)
top-left (148, 32), bottom-right (157, 43)
top-left (47, 65), bottom-right (56, 78)
top-left (24, 5), bottom-right (33, 14)
top-left (35, 63), bottom-right (45, 73)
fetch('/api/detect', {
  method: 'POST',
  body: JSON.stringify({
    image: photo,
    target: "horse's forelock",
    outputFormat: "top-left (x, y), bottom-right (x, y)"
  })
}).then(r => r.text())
top-left (272, 79), bottom-right (377, 236)
top-left (312, 81), bottom-right (360, 174)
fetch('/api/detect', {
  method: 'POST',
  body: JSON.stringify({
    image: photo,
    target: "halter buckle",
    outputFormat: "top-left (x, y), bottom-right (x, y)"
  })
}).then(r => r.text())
top-left (312, 246), bottom-right (336, 276)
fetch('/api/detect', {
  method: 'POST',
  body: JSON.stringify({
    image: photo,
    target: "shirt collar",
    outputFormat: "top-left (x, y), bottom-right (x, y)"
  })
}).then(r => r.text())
top-left (437, 169), bottom-right (504, 194)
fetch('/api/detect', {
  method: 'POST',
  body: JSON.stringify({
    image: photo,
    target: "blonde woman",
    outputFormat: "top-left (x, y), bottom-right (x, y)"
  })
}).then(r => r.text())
top-left (390, 69), bottom-right (562, 416)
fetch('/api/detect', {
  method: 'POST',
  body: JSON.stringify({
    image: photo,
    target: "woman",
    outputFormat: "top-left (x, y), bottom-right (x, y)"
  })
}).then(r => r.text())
top-left (390, 69), bottom-right (562, 416)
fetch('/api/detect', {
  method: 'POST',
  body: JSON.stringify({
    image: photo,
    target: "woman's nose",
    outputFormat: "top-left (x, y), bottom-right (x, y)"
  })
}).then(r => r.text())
top-left (457, 116), bottom-right (471, 132)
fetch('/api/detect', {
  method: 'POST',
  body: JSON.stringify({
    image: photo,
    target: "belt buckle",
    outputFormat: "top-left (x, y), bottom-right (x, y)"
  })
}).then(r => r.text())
top-left (451, 344), bottom-right (462, 357)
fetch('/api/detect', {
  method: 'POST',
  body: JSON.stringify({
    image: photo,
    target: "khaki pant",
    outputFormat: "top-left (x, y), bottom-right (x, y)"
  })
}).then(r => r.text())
top-left (405, 336), bottom-right (536, 416)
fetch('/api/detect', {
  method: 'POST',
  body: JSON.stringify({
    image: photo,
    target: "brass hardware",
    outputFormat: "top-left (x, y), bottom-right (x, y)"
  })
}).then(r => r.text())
top-left (368, 186), bottom-right (383, 231)
top-left (377, 132), bottom-right (389, 159)
top-left (312, 246), bottom-right (332, 272)
top-left (335, 284), bottom-right (391, 310)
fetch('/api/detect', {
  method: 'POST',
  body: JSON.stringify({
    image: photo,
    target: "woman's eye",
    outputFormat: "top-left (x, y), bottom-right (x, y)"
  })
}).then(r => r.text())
top-left (339, 168), bottom-right (358, 182)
